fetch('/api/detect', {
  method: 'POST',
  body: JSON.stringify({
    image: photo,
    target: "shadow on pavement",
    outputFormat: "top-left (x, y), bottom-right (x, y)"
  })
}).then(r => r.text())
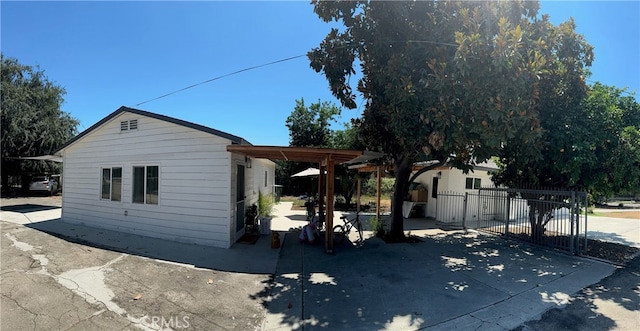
top-left (286, 214), bottom-right (310, 222)
top-left (25, 219), bottom-right (281, 274)
top-left (262, 230), bottom-right (613, 330)
top-left (515, 254), bottom-right (640, 331)
top-left (1, 204), bottom-right (61, 213)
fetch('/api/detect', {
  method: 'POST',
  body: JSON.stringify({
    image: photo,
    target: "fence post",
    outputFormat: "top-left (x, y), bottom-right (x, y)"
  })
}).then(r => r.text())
top-left (583, 193), bottom-right (588, 255)
top-left (505, 192), bottom-right (510, 236)
top-left (462, 192), bottom-right (468, 229)
top-left (569, 190), bottom-right (576, 255)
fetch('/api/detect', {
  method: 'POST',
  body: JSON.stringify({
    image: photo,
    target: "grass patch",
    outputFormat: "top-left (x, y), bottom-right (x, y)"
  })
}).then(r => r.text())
top-left (280, 196), bottom-right (306, 209)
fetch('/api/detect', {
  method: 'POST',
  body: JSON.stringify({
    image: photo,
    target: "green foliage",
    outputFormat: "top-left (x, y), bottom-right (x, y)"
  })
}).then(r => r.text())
top-left (328, 122), bottom-right (364, 150)
top-left (363, 177), bottom-right (395, 196)
top-left (368, 215), bottom-right (386, 238)
top-left (285, 98), bottom-right (340, 148)
top-left (309, 0), bottom-right (558, 239)
top-left (278, 98), bottom-right (342, 196)
top-left (279, 99), bottom-right (365, 200)
top-left (1, 54), bottom-right (79, 190)
top-left (494, 82), bottom-right (640, 200)
top-left (257, 191), bottom-right (274, 217)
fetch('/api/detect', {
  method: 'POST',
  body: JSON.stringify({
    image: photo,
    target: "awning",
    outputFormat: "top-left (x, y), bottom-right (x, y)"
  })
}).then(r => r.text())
top-left (291, 167), bottom-right (324, 177)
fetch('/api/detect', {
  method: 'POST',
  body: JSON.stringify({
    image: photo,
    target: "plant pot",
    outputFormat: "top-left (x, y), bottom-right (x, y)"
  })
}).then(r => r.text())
top-left (259, 217), bottom-right (272, 235)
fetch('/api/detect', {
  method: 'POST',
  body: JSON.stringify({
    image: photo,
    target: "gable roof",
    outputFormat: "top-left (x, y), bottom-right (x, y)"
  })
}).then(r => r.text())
top-left (54, 106), bottom-right (248, 154)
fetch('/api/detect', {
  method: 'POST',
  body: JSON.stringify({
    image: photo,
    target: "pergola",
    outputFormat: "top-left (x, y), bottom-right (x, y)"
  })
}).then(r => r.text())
top-left (226, 145), bottom-right (383, 253)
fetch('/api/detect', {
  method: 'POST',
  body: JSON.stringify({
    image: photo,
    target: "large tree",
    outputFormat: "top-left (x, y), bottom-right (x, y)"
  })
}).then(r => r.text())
top-left (309, 1), bottom-right (553, 241)
top-left (1, 55), bottom-right (78, 191)
top-left (490, 18), bottom-right (618, 241)
top-left (582, 84), bottom-right (640, 201)
top-left (494, 82), bottom-right (639, 200)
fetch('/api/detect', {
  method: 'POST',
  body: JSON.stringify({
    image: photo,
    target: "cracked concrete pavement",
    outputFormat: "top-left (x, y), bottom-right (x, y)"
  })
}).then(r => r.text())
top-left (1, 197), bottom-right (272, 331)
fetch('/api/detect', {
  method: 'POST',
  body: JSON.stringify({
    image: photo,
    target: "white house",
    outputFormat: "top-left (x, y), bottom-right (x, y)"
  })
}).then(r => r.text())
top-left (409, 160), bottom-right (500, 222)
top-left (54, 106), bottom-right (275, 248)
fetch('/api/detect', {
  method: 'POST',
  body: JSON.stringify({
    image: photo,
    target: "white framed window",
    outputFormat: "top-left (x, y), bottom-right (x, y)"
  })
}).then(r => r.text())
top-left (101, 167), bottom-right (122, 201)
top-left (132, 165), bottom-right (159, 205)
top-left (465, 177), bottom-right (482, 190)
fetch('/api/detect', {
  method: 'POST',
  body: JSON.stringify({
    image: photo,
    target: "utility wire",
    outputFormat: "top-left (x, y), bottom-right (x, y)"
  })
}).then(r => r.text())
top-left (133, 54), bottom-right (307, 107)
top-left (131, 40), bottom-right (460, 107)
top-left (133, 41), bottom-right (636, 107)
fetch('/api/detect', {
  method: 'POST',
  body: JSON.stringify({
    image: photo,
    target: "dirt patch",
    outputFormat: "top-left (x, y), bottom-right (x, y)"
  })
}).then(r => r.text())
top-left (586, 239), bottom-right (639, 265)
top-left (594, 211), bottom-right (639, 219)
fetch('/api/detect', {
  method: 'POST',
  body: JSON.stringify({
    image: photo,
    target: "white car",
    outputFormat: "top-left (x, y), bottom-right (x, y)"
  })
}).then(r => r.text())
top-left (29, 176), bottom-right (59, 195)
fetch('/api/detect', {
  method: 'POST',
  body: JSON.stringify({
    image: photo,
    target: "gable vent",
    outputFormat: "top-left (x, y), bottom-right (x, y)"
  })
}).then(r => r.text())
top-left (120, 119), bottom-right (139, 132)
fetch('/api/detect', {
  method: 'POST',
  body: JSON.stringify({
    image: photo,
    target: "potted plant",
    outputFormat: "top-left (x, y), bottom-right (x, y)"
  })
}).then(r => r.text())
top-left (257, 191), bottom-right (275, 234)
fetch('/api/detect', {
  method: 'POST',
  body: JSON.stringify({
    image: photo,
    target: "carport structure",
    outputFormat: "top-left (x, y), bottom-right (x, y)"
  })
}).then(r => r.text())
top-left (226, 145), bottom-right (382, 253)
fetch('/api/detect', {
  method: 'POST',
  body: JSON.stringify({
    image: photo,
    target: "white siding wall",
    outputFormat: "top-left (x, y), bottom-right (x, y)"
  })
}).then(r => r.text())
top-left (61, 112), bottom-right (235, 248)
top-left (247, 158), bottom-right (276, 203)
top-left (413, 167), bottom-right (495, 219)
top-left (227, 157), bottom-right (275, 242)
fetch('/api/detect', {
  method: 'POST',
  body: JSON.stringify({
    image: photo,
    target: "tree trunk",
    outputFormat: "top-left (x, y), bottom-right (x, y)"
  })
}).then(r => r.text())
top-left (528, 205), bottom-right (545, 244)
top-left (387, 155), bottom-right (412, 242)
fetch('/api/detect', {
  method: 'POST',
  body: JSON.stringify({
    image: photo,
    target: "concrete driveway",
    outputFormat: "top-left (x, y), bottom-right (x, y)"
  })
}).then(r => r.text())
top-left (266, 202), bottom-right (637, 330)
top-left (263, 231), bottom-right (615, 330)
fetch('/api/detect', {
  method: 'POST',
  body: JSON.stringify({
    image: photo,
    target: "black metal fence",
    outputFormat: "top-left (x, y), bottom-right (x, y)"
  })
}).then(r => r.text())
top-left (436, 187), bottom-right (588, 255)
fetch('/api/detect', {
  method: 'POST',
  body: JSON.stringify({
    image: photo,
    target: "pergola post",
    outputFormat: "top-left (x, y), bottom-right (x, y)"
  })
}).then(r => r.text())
top-left (356, 176), bottom-right (361, 214)
top-left (325, 155), bottom-right (335, 254)
top-left (318, 164), bottom-right (326, 227)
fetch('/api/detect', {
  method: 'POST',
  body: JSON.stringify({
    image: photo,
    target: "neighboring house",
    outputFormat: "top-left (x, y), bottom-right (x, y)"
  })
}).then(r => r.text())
top-left (410, 160), bottom-right (499, 221)
top-left (54, 106), bottom-right (275, 248)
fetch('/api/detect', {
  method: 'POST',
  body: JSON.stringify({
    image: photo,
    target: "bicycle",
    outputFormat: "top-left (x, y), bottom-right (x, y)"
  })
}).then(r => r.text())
top-left (333, 214), bottom-right (364, 245)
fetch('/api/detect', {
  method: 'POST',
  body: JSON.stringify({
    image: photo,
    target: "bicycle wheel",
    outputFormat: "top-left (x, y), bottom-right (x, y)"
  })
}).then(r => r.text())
top-left (333, 225), bottom-right (346, 245)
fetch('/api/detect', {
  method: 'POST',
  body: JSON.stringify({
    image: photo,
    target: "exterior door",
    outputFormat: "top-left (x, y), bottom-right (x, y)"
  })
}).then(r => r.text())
top-left (235, 165), bottom-right (245, 232)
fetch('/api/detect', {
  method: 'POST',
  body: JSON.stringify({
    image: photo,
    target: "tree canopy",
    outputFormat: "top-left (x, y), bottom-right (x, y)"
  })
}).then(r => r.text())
top-left (494, 81), bottom-right (640, 201)
top-left (1, 54), bottom-right (78, 191)
top-left (285, 98), bottom-right (340, 148)
top-left (308, 0), bottom-right (579, 240)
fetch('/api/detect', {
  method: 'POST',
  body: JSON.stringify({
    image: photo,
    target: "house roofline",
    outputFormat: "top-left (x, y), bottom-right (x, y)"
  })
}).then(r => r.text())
top-left (54, 106), bottom-right (249, 154)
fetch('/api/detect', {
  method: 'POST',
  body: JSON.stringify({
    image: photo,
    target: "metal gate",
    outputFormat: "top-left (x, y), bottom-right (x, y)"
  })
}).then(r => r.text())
top-left (436, 187), bottom-right (588, 255)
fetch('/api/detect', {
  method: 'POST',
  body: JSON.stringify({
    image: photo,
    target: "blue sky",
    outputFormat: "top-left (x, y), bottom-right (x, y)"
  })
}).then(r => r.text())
top-left (2, 1), bottom-right (638, 147)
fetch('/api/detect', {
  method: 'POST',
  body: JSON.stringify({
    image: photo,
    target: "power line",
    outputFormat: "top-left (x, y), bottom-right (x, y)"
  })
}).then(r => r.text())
top-left (131, 40), bottom-right (460, 107)
top-left (133, 54), bottom-right (307, 107)
top-left (132, 42), bottom-right (637, 107)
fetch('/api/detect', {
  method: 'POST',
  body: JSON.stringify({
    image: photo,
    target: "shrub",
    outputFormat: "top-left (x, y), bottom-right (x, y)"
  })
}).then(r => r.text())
top-left (363, 177), bottom-right (395, 196)
top-left (258, 191), bottom-right (274, 217)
